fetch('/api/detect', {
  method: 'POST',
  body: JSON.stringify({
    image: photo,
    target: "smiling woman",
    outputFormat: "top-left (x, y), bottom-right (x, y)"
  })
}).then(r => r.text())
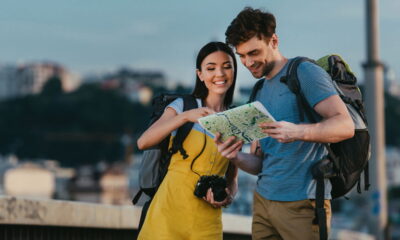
top-left (196, 51), bottom-right (234, 101)
top-left (192, 42), bottom-right (237, 111)
top-left (136, 42), bottom-right (240, 240)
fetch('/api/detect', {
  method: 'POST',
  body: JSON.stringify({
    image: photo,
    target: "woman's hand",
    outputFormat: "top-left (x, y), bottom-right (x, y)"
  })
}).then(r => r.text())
top-left (203, 188), bottom-right (234, 208)
top-left (183, 107), bottom-right (215, 123)
top-left (214, 133), bottom-right (243, 160)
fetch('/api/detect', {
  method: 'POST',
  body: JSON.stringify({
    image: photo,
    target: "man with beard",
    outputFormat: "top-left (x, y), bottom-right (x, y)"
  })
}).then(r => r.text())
top-left (214, 7), bottom-right (355, 240)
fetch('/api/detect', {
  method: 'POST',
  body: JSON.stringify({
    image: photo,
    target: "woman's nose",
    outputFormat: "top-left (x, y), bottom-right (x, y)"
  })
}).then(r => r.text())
top-left (216, 67), bottom-right (225, 76)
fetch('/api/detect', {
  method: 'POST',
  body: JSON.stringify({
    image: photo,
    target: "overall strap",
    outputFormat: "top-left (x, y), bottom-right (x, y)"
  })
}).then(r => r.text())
top-left (169, 95), bottom-right (198, 158)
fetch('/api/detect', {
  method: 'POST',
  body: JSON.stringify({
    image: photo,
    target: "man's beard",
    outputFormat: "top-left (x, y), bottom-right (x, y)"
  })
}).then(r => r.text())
top-left (260, 61), bottom-right (275, 78)
top-left (250, 61), bottom-right (275, 79)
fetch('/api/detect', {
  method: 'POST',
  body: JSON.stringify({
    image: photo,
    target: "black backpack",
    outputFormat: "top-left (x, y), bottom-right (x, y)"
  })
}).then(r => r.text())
top-left (249, 55), bottom-right (371, 240)
top-left (132, 93), bottom-right (198, 231)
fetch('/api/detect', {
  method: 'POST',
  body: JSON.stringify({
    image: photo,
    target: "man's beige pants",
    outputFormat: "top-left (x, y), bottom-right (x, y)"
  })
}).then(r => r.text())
top-left (252, 191), bottom-right (331, 240)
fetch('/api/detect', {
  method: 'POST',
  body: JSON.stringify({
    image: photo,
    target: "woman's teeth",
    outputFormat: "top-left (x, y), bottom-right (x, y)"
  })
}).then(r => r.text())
top-left (214, 81), bottom-right (226, 85)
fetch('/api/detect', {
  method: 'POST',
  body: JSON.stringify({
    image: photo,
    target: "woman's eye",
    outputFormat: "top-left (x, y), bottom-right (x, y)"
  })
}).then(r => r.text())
top-left (224, 65), bottom-right (232, 69)
top-left (207, 68), bottom-right (215, 71)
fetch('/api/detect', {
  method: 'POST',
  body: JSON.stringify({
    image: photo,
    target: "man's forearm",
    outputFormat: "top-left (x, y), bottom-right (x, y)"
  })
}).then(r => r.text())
top-left (225, 163), bottom-right (238, 196)
top-left (301, 113), bottom-right (354, 143)
top-left (230, 152), bottom-right (262, 175)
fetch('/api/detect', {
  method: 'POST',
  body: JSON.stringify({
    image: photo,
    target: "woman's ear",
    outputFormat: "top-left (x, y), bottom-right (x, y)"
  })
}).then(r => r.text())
top-left (196, 69), bottom-right (203, 81)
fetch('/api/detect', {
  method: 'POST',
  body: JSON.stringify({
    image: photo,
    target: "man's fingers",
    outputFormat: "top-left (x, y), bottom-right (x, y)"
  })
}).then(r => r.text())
top-left (259, 122), bottom-right (276, 128)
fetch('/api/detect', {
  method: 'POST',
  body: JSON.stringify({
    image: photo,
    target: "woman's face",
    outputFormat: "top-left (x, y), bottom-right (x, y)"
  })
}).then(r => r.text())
top-left (197, 51), bottom-right (234, 96)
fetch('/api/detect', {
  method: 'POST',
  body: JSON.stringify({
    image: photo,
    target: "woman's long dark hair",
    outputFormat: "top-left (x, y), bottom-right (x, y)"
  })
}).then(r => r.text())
top-left (192, 41), bottom-right (237, 108)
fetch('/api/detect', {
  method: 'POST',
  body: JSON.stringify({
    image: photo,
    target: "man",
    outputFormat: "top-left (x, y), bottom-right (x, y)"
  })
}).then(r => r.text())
top-left (215, 7), bottom-right (355, 240)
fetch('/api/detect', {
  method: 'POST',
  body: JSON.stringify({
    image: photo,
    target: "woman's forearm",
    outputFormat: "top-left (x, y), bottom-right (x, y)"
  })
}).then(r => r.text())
top-left (137, 110), bottom-right (188, 150)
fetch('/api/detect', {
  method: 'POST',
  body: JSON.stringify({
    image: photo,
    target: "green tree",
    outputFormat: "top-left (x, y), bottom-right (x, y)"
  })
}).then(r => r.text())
top-left (42, 75), bottom-right (63, 96)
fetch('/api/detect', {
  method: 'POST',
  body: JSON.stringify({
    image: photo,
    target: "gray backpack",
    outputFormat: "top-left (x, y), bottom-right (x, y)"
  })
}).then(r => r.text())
top-left (133, 94), bottom-right (198, 230)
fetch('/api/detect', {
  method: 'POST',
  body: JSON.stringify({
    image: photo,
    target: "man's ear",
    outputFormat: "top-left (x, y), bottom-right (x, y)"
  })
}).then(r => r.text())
top-left (196, 69), bottom-right (203, 81)
top-left (271, 34), bottom-right (279, 49)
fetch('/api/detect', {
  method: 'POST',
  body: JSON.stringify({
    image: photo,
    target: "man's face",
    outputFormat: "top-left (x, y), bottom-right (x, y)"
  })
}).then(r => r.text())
top-left (235, 35), bottom-right (276, 79)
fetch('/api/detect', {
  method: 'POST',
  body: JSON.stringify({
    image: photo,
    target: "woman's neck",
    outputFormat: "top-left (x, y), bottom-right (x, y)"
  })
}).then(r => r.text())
top-left (204, 94), bottom-right (225, 112)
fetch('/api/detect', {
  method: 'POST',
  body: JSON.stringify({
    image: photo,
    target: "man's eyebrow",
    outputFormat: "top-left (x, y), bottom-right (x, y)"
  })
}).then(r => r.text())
top-left (236, 49), bottom-right (257, 56)
top-left (248, 49), bottom-right (258, 55)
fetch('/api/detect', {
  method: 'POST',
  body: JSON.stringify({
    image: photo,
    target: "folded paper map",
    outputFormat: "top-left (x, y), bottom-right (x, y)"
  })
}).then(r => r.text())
top-left (198, 101), bottom-right (275, 144)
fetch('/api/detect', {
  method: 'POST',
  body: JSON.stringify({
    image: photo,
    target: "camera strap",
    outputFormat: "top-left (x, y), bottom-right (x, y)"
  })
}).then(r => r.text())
top-left (190, 129), bottom-right (207, 177)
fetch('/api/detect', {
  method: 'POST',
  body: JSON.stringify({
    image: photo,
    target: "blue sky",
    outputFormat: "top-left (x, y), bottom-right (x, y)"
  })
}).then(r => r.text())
top-left (1, 0), bottom-right (399, 88)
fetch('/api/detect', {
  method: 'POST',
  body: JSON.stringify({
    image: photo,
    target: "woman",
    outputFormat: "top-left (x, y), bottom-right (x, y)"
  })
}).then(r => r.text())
top-left (136, 42), bottom-right (239, 240)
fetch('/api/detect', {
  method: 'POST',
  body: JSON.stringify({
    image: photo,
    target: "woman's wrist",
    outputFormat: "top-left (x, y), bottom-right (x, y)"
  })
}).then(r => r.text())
top-left (179, 111), bottom-right (190, 123)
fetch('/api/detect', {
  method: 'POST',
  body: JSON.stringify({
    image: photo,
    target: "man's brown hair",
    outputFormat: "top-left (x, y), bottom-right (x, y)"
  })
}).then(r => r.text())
top-left (225, 7), bottom-right (276, 47)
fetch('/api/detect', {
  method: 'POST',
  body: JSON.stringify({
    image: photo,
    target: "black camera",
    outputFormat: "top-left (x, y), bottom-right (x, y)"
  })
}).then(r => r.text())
top-left (194, 175), bottom-right (227, 202)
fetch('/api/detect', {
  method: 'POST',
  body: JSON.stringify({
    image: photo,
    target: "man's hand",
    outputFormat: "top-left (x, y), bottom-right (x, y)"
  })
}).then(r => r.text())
top-left (214, 133), bottom-right (243, 159)
top-left (259, 121), bottom-right (304, 143)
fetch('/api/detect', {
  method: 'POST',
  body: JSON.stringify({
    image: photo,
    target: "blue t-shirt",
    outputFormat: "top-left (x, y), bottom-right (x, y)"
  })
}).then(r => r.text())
top-left (255, 59), bottom-right (337, 201)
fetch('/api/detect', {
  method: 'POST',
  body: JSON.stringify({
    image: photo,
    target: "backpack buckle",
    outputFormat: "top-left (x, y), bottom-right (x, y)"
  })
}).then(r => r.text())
top-left (311, 157), bottom-right (336, 179)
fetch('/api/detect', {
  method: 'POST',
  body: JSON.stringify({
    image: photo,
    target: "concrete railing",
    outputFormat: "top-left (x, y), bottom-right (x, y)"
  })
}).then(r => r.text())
top-left (0, 196), bottom-right (251, 239)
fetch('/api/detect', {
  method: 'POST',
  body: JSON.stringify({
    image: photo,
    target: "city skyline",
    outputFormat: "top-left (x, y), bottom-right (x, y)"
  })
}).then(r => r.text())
top-left (1, 0), bottom-right (399, 87)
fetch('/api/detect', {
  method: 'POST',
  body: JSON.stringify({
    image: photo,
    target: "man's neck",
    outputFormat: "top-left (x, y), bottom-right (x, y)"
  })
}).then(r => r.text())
top-left (265, 56), bottom-right (288, 80)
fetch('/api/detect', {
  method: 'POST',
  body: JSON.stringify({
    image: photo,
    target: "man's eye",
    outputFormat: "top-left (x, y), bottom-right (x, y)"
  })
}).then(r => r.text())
top-left (250, 51), bottom-right (259, 56)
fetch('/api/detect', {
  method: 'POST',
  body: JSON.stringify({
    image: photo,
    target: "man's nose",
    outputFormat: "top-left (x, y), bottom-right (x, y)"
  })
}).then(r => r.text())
top-left (245, 57), bottom-right (254, 68)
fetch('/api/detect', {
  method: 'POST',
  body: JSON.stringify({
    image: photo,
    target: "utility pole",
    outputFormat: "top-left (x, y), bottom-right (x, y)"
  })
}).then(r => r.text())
top-left (363, 0), bottom-right (388, 239)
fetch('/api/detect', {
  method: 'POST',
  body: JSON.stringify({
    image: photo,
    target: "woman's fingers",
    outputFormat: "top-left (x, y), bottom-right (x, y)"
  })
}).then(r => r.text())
top-left (214, 132), bottom-right (222, 144)
top-left (217, 136), bottom-right (237, 153)
top-left (203, 187), bottom-right (234, 208)
top-left (222, 140), bottom-right (243, 158)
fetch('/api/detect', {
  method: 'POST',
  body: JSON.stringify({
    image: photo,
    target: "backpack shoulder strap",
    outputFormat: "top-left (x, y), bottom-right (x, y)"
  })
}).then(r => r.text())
top-left (169, 95), bottom-right (198, 158)
top-left (248, 78), bottom-right (265, 103)
top-left (281, 57), bottom-right (319, 122)
top-left (284, 57), bottom-right (337, 240)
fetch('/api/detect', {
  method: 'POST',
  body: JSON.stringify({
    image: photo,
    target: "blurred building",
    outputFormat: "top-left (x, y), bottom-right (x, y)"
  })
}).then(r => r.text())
top-left (68, 165), bottom-right (101, 203)
top-left (100, 166), bottom-right (130, 205)
top-left (386, 147), bottom-right (400, 187)
top-left (0, 62), bottom-right (80, 99)
top-left (4, 162), bottom-right (55, 199)
top-left (0, 155), bottom-right (19, 195)
top-left (384, 64), bottom-right (400, 98)
top-left (90, 68), bottom-right (166, 104)
top-left (224, 170), bottom-right (257, 216)
top-left (0, 65), bottom-right (18, 99)
top-left (41, 160), bottom-right (76, 200)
